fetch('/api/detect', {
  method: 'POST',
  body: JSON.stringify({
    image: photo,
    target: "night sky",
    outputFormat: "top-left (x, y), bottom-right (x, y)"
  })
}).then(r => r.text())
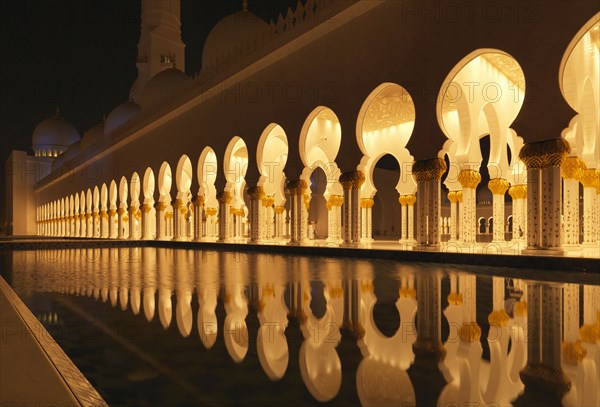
top-left (0, 0), bottom-right (297, 165)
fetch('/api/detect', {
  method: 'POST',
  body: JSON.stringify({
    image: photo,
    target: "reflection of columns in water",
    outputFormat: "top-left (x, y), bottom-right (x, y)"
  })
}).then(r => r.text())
top-left (458, 169), bottom-right (481, 245)
top-left (175, 251), bottom-right (193, 337)
top-left (414, 272), bottom-right (442, 357)
top-left (142, 247), bottom-right (157, 322)
top-left (118, 248), bottom-right (130, 311)
top-left (519, 282), bottom-right (569, 401)
top-left (157, 249), bottom-right (174, 329)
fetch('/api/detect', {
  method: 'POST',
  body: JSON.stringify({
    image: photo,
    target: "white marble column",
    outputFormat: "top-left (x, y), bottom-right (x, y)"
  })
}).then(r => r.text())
top-left (488, 179), bottom-right (509, 243)
top-left (339, 171), bottom-right (365, 246)
top-left (447, 191), bottom-right (459, 242)
top-left (217, 192), bottom-right (232, 242)
top-left (249, 186), bottom-right (264, 243)
top-left (508, 185), bottom-right (526, 241)
top-left (581, 169), bottom-right (598, 246)
top-left (154, 201), bottom-right (167, 240)
top-left (458, 170), bottom-right (481, 245)
top-left (562, 157), bottom-right (585, 247)
top-left (360, 198), bottom-right (374, 243)
top-left (413, 159), bottom-right (446, 249)
top-left (117, 207), bottom-right (125, 239)
top-left (192, 196), bottom-right (204, 242)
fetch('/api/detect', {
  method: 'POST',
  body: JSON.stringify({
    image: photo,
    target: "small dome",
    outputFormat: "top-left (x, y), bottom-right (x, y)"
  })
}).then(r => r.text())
top-left (140, 68), bottom-right (191, 109)
top-left (202, 9), bottom-right (270, 71)
top-left (104, 101), bottom-right (140, 137)
top-left (32, 113), bottom-right (80, 157)
top-left (81, 122), bottom-right (104, 151)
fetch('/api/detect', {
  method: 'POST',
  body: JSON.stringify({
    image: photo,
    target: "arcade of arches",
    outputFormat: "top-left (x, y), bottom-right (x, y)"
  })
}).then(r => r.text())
top-left (36, 19), bottom-right (599, 259)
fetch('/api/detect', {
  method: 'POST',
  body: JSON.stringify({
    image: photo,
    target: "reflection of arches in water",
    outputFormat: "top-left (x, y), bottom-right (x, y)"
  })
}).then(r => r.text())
top-left (224, 289), bottom-right (249, 363)
top-left (256, 282), bottom-right (289, 381)
top-left (298, 283), bottom-right (342, 402)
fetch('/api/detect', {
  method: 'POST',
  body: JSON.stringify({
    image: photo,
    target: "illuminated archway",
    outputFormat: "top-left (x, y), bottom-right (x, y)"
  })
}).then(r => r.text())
top-left (100, 183), bottom-right (108, 238)
top-left (559, 14), bottom-right (600, 249)
top-left (224, 136), bottom-right (249, 241)
top-left (157, 161), bottom-right (173, 240)
top-left (142, 167), bottom-right (156, 239)
top-left (256, 123), bottom-right (289, 241)
top-left (118, 177), bottom-right (129, 239)
top-left (174, 155), bottom-right (193, 241)
top-left (299, 106), bottom-right (343, 243)
top-left (129, 172), bottom-right (141, 239)
top-left (109, 181), bottom-right (118, 238)
top-left (438, 49), bottom-right (526, 246)
top-left (356, 83), bottom-right (417, 243)
top-left (93, 186), bottom-right (100, 237)
top-left (197, 147), bottom-right (218, 241)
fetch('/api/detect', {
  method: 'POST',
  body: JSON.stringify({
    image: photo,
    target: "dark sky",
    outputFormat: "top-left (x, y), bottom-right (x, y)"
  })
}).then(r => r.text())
top-left (0, 0), bottom-right (297, 165)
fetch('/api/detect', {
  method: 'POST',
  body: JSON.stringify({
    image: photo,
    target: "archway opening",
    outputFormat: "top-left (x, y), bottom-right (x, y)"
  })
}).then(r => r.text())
top-left (224, 137), bottom-right (249, 240)
top-left (198, 147), bottom-right (218, 241)
top-left (158, 162), bottom-right (173, 239)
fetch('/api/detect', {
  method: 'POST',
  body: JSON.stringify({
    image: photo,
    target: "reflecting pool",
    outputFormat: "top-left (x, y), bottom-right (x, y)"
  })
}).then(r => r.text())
top-left (1, 248), bottom-right (599, 406)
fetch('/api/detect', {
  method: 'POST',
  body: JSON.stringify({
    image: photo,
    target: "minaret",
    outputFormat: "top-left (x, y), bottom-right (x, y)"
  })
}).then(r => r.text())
top-left (129, 0), bottom-right (186, 103)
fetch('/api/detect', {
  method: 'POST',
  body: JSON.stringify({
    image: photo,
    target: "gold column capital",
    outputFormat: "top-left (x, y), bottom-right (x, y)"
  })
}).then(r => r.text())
top-left (562, 156), bottom-right (586, 180)
top-left (412, 158), bottom-right (447, 182)
top-left (562, 341), bottom-right (587, 365)
top-left (360, 198), bottom-right (374, 208)
top-left (488, 309), bottom-right (510, 327)
top-left (285, 179), bottom-right (307, 195)
top-left (216, 191), bottom-right (232, 204)
top-left (488, 178), bottom-right (510, 195)
top-left (508, 184), bottom-right (527, 200)
top-left (458, 169), bottom-right (481, 189)
top-left (248, 186), bottom-right (265, 200)
top-left (458, 322), bottom-right (482, 342)
top-left (339, 171), bottom-right (365, 190)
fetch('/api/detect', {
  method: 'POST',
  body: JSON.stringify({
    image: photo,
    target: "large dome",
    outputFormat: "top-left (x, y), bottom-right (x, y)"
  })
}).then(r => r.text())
top-left (81, 122), bottom-right (104, 151)
top-left (104, 101), bottom-right (140, 137)
top-left (32, 114), bottom-right (80, 157)
top-left (202, 9), bottom-right (270, 71)
top-left (140, 68), bottom-right (191, 109)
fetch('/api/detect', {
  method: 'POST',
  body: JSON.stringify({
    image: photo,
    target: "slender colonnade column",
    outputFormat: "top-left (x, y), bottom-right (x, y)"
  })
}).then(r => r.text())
top-left (562, 156), bottom-right (585, 247)
top-left (488, 178), bottom-right (510, 243)
top-left (412, 158), bottom-right (446, 249)
top-left (286, 180), bottom-right (308, 245)
top-left (458, 169), bottom-right (481, 246)
top-left (339, 171), bottom-right (365, 246)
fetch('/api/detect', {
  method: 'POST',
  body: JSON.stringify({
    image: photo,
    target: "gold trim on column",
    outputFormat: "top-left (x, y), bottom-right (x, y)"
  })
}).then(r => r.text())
top-left (447, 292), bottom-right (463, 305)
top-left (458, 322), bottom-right (482, 342)
top-left (562, 341), bottom-right (586, 365)
top-left (488, 178), bottom-right (510, 195)
top-left (274, 205), bottom-right (285, 214)
top-left (458, 170), bottom-right (481, 189)
top-left (488, 309), bottom-right (510, 327)
top-left (412, 158), bottom-right (447, 182)
top-left (405, 195), bottom-right (416, 206)
top-left (192, 195), bottom-right (205, 206)
top-left (519, 138), bottom-right (571, 168)
top-left (285, 180), bottom-right (307, 195)
top-left (360, 198), bottom-right (374, 208)
top-left (581, 169), bottom-right (599, 188)
top-left (248, 186), bottom-right (265, 200)
top-left (447, 191), bottom-right (458, 203)
top-left (508, 185), bottom-right (527, 200)
top-left (562, 156), bottom-right (586, 180)
top-left (339, 171), bottom-right (365, 190)
top-left (216, 191), bottom-right (232, 204)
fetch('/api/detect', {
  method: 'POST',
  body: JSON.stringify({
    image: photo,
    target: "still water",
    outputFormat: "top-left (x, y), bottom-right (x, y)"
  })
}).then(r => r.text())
top-left (1, 248), bottom-right (598, 406)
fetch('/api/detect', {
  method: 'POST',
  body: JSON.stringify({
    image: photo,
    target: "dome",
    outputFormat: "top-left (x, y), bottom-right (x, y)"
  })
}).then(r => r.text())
top-left (81, 122), bottom-right (104, 151)
top-left (104, 101), bottom-right (140, 137)
top-left (140, 68), bottom-right (191, 109)
top-left (202, 9), bottom-right (270, 71)
top-left (32, 114), bottom-right (80, 157)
